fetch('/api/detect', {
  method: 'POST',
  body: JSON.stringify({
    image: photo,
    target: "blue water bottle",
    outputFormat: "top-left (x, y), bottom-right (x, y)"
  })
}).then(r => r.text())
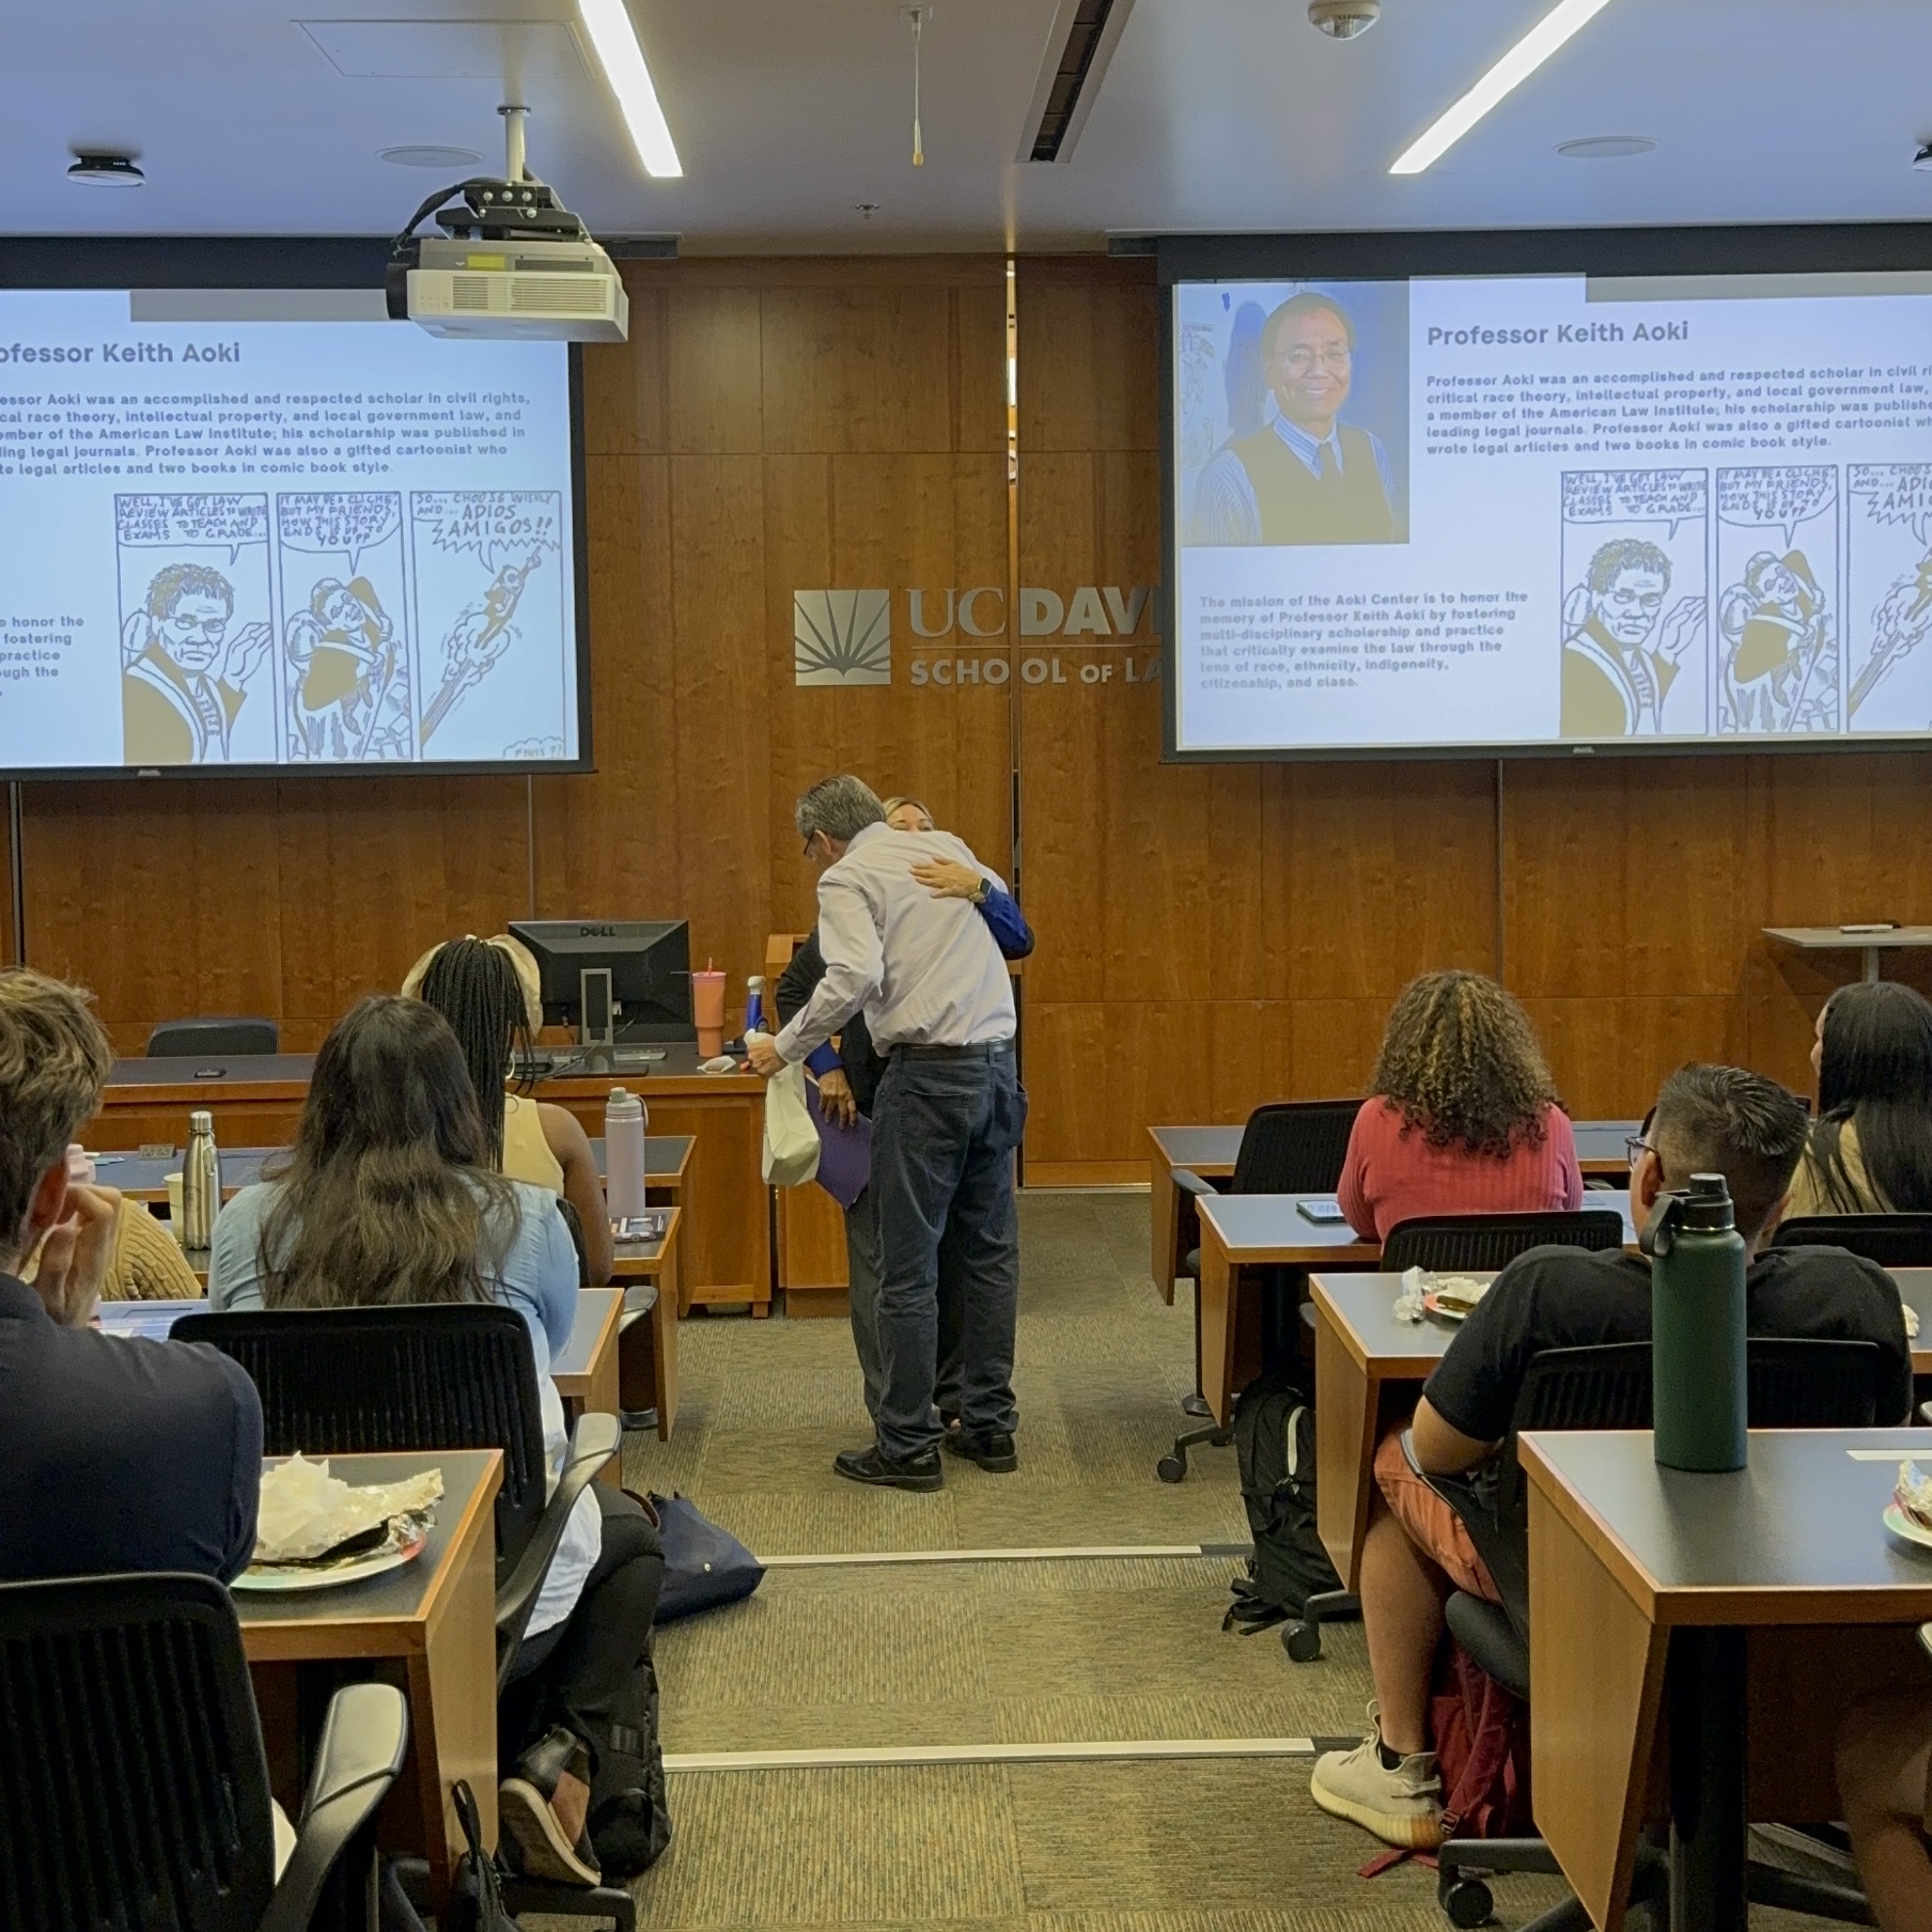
top-left (745, 975), bottom-right (767, 1038)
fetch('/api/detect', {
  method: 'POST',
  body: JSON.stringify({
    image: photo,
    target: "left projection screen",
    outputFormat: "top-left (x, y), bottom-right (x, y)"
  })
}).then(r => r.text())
top-left (0, 287), bottom-right (582, 776)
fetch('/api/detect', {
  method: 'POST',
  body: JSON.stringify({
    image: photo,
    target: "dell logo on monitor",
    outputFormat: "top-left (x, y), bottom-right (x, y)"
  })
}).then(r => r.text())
top-left (578, 924), bottom-right (619, 938)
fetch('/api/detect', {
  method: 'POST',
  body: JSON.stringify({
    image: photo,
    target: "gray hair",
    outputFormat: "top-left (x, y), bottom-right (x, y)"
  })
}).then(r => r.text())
top-left (794, 775), bottom-right (885, 846)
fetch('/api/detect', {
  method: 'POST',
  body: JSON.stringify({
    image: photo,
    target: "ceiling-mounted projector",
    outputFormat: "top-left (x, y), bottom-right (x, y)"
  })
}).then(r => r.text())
top-left (386, 105), bottom-right (627, 342)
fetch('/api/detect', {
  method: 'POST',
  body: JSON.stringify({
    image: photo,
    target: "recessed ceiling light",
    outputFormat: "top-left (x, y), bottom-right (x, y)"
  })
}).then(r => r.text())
top-left (575, 0), bottom-right (682, 179)
top-left (1391, 0), bottom-right (1620, 176)
top-left (67, 153), bottom-right (144, 188)
top-left (1556, 135), bottom-right (1656, 160)
top-left (381, 144), bottom-right (483, 170)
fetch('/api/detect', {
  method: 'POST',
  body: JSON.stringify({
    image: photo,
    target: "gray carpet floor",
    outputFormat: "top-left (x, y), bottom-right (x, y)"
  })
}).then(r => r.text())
top-left (562, 1192), bottom-right (1827, 1932)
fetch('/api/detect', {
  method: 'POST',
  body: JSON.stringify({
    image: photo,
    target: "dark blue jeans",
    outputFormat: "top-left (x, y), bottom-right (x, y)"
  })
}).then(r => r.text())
top-left (866, 1043), bottom-right (1026, 1460)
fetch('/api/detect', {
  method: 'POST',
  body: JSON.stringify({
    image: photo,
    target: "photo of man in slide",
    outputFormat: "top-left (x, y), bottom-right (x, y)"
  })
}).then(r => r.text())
top-left (1188, 292), bottom-right (1397, 546)
top-left (1560, 539), bottom-right (1706, 737)
top-left (121, 563), bottom-right (272, 766)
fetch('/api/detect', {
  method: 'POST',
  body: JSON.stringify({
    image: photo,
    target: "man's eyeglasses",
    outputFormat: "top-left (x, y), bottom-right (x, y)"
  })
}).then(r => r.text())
top-left (1276, 346), bottom-right (1352, 378)
top-left (1626, 1135), bottom-right (1653, 1171)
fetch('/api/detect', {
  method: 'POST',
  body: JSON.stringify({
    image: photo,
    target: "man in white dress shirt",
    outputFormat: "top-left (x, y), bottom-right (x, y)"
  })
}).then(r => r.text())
top-left (745, 775), bottom-right (1026, 1491)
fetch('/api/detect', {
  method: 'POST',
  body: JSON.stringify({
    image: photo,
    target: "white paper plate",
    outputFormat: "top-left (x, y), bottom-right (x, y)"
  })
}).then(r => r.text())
top-left (234, 1526), bottom-right (427, 1593)
top-left (1882, 1504), bottom-right (1932, 1552)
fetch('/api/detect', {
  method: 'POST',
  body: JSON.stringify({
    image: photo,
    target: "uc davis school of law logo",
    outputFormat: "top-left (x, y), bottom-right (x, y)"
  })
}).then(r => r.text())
top-left (794, 589), bottom-right (891, 686)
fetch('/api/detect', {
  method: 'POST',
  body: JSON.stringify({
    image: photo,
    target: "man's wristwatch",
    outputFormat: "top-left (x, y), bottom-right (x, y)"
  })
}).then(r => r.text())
top-left (972, 877), bottom-right (991, 906)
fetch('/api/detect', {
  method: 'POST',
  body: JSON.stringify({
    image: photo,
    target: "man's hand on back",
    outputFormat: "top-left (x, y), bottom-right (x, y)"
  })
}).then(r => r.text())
top-left (911, 857), bottom-right (983, 901)
top-left (33, 1183), bottom-right (121, 1328)
top-left (744, 1033), bottom-right (785, 1078)
top-left (815, 1067), bottom-right (858, 1129)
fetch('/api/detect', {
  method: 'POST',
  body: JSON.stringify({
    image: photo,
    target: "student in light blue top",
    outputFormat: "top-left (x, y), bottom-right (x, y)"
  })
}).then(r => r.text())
top-left (207, 994), bottom-right (666, 1891)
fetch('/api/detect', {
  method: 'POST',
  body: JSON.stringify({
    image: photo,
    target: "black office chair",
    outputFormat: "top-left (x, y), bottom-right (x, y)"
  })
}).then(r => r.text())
top-left (1162, 1099), bottom-right (1360, 1480)
top-left (1379, 1209), bottom-right (1626, 1276)
top-left (1775, 1213), bottom-right (1932, 1268)
top-left (147, 1017), bottom-right (280, 1058)
top-left (1426, 1338), bottom-right (1883, 1931)
top-left (555, 1193), bottom-right (595, 1286)
top-left (0, 1570), bottom-right (407, 1932)
top-left (172, 1306), bottom-right (631, 1931)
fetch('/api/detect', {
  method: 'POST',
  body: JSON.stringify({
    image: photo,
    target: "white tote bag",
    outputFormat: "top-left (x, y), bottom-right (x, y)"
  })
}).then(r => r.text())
top-left (760, 1052), bottom-right (822, 1187)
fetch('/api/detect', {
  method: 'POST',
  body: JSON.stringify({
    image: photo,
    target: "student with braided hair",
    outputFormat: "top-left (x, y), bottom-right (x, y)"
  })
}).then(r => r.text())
top-left (404, 934), bottom-right (614, 1284)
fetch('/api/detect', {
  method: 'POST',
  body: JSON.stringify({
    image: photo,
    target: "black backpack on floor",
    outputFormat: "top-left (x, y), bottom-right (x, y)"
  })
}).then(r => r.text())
top-left (1223, 1375), bottom-right (1345, 1634)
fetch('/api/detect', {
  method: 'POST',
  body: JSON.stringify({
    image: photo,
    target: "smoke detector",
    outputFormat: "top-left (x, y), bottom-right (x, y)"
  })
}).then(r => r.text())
top-left (1308, 0), bottom-right (1380, 38)
top-left (67, 153), bottom-right (144, 188)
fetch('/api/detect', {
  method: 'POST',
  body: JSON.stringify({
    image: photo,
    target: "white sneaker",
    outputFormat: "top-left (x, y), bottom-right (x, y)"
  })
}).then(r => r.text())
top-left (1309, 1702), bottom-right (1445, 1849)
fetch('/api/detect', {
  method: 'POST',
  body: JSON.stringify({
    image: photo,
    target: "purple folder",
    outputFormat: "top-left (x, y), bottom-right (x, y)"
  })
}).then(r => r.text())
top-left (805, 1077), bottom-right (872, 1209)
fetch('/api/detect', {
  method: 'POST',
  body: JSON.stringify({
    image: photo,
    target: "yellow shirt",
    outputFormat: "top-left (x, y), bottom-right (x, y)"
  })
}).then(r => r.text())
top-left (1787, 1116), bottom-right (1889, 1218)
top-left (502, 1093), bottom-right (565, 1195)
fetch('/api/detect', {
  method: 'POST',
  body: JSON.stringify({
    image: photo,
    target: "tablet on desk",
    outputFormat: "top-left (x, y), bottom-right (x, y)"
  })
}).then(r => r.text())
top-left (1297, 1198), bottom-right (1348, 1225)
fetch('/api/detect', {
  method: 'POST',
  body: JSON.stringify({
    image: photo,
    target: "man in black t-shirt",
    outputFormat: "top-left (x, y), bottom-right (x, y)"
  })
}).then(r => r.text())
top-left (1311, 1065), bottom-right (1911, 1851)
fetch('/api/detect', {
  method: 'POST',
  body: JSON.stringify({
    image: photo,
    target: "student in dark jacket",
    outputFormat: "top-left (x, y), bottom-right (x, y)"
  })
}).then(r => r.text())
top-left (775, 794), bottom-right (1032, 1427)
top-left (0, 968), bottom-right (262, 1585)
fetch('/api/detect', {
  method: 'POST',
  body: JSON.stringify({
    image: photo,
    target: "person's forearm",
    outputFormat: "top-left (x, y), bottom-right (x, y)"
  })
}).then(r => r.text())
top-left (980, 887), bottom-right (1034, 960)
top-left (774, 958), bottom-right (875, 1063)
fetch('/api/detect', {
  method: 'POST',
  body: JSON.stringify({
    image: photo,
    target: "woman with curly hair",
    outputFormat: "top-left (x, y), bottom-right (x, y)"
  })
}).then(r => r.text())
top-left (1338, 970), bottom-right (1583, 1241)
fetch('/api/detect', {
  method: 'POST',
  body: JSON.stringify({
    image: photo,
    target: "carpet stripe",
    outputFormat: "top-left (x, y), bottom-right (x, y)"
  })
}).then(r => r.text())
top-left (665, 1737), bottom-right (1318, 1771)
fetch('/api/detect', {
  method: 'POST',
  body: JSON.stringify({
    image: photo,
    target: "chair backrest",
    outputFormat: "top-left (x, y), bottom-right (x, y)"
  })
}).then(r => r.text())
top-left (0, 1570), bottom-right (276, 1932)
top-left (172, 1304), bottom-right (548, 1577)
top-left (147, 1017), bottom-right (280, 1059)
top-left (1774, 1214), bottom-right (1932, 1268)
top-left (1380, 1209), bottom-right (1625, 1274)
top-left (1230, 1100), bottom-right (1362, 1196)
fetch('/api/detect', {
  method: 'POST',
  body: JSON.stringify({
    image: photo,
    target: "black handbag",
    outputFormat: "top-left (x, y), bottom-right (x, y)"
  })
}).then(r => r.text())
top-left (443, 1780), bottom-right (522, 1931)
top-left (651, 1491), bottom-right (765, 1622)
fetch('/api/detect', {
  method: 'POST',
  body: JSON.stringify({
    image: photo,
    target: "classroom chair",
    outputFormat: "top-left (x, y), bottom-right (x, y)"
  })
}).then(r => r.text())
top-left (1416, 1338), bottom-right (1881, 1931)
top-left (0, 1570), bottom-right (407, 1932)
top-left (147, 1016), bottom-right (281, 1057)
top-left (1379, 1208), bottom-right (1625, 1276)
top-left (1774, 1212), bottom-right (1932, 1268)
top-left (172, 1306), bottom-right (632, 1930)
top-left (1163, 1097), bottom-right (1360, 1479)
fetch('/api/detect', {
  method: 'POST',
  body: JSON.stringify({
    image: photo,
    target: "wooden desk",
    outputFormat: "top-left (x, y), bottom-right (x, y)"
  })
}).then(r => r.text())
top-left (91, 1042), bottom-right (764, 1307)
top-left (1195, 1192), bottom-right (1636, 1429)
top-left (612, 1207), bottom-right (681, 1437)
top-left (239, 1447), bottom-right (502, 1906)
top-left (1308, 1273), bottom-right (1456, 1589)
top-left (1524, 1429), bottom-right (1932, 1931)
top-left (1148, 1120), bottom-right (1639, 1302)
top-left (97, 1134), bottom-right (695, 1207)
top-left (1765, 923), bottom-right (1932, 984)
top-left (552, 1287), bottom-right (624, 1480)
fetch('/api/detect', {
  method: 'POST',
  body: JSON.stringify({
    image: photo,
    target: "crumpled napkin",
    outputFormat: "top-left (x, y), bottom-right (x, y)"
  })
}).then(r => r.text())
top-left (1898, 1461), bottom-right (1932, 1533)
top-left (1905, 1303), bottom-right (1920, 1342)
top-left (255, 1453), bottom-right (444, 1563)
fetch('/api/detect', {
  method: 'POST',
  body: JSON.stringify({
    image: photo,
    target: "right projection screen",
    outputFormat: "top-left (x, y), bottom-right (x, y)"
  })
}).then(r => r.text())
top-left (1170, 270), bottom-right (1932, 757)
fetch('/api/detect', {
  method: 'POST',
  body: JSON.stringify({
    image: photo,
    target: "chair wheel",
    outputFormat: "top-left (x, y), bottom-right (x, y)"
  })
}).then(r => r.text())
top-left (1439, 1876), bottom-right (1494, 1927)
top-left (1156, 1454), bottom-right (1187, 1484)
top-left (1282, 1620), bottom-right (1322, 1663)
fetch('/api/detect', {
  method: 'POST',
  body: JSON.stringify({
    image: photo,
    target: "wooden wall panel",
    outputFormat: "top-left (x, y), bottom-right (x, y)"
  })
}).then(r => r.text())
top-left (23, 250), bottom-right (1932, 1172)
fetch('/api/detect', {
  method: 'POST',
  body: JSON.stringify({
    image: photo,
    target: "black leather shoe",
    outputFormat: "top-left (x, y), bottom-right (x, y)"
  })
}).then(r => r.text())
top-left (942, 1429), bottom-right (1019, 1472)
top-left (832, 1443), bottom-right (944, 1491)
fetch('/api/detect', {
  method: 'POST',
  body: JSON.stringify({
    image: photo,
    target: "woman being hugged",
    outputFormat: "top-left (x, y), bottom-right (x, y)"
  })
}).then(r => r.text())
top-left (207, 995), bottom-right (664, 1889)
top-left (1339, 970), bottom-right (1582, 1242)
top-left (1790, 981), bottom-right (1932, 1217)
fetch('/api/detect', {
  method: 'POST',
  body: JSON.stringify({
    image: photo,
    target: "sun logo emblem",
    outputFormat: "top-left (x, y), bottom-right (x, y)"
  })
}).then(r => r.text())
top-left (793, 590), bottom-right (891, 685)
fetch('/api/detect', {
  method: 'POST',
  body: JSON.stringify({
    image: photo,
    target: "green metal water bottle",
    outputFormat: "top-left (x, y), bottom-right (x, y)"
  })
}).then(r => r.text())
top-left (1643, 1172), bottom-right (1748, 1472)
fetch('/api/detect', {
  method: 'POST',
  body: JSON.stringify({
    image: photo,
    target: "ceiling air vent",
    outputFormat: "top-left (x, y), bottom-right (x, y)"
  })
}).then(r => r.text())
top-left (1021, 0), bottom-right (1136, 163)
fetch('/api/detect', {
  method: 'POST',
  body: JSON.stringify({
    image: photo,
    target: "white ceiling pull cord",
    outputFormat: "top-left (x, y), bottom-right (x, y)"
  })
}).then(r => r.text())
top-left (908, 5), bottom-right (929, 168)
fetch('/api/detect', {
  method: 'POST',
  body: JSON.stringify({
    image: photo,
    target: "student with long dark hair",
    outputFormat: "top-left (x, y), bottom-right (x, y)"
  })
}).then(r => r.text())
top-left (405, 934), bottom-right (614, 1283)
top-left (207, 995), bottom-right (664, 1888)
top-left (1790, 981), bottom-right (1932, 1216)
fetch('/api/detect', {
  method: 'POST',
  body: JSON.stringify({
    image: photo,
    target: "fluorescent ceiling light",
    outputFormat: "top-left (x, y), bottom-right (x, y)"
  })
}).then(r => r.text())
top-left (1390, 0), bottom-right (1617, 177)
top-left (576, 0), bottom-right (682, 179)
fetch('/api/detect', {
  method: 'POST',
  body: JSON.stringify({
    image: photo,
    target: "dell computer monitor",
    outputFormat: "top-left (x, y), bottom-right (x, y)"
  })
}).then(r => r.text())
top-left (508, 919), bottom-right (694, 1045)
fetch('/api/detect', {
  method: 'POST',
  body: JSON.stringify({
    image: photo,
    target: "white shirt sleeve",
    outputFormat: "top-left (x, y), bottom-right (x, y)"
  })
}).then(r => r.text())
top-left (772, 867), bottom-right (883, 1064)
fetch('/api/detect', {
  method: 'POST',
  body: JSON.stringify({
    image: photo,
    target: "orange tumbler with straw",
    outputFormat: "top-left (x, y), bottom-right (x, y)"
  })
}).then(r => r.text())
top-left (693, 958), bottom-right (727, 1057)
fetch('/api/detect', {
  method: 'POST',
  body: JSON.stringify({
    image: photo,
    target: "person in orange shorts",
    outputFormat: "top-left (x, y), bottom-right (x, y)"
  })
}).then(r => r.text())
top-left (1310, 1065), bottom-right (1913, 1850)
